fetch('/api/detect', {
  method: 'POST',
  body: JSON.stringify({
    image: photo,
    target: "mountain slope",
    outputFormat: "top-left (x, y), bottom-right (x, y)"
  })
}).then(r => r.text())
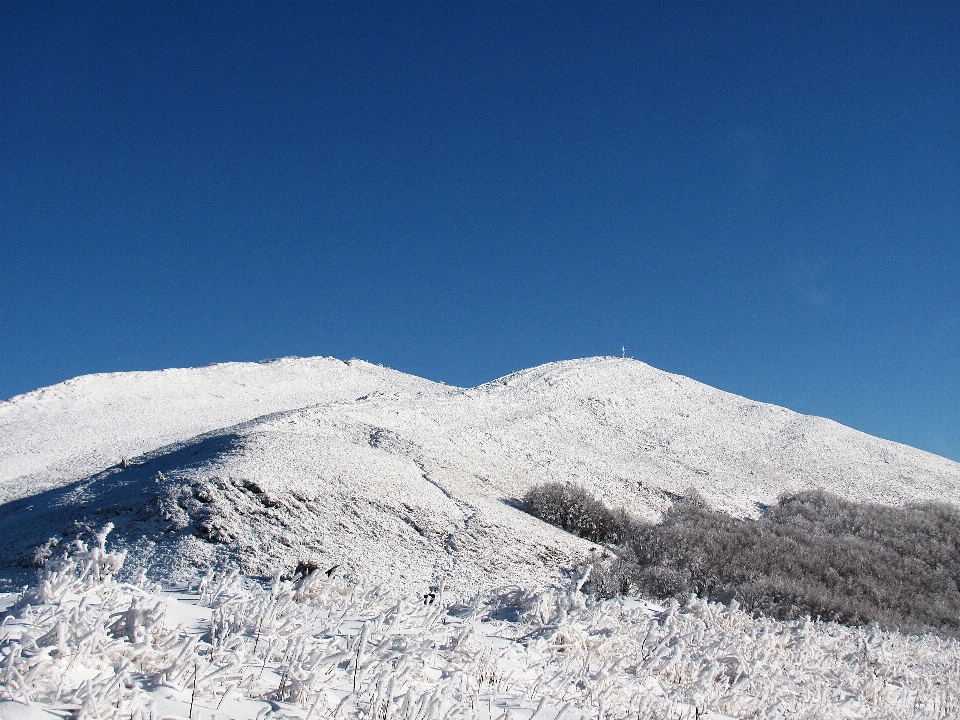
top-left (2, 356), bottom-right (959, 595)
top-left (0, 356), bottom-right (447, 502)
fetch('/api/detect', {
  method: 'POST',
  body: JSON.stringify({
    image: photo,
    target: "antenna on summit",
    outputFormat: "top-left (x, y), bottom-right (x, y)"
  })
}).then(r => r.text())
top-left (622, 346), bottom-right (626, 358)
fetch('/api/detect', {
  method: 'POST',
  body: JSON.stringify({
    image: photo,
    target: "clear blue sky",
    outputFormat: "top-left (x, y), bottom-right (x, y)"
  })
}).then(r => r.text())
top-left (2, 3), bottom-right (958, 462)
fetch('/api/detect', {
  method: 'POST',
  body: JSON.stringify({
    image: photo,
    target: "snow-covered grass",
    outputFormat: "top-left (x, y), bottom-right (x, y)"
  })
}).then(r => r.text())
top-left (3, 530), bottom-right (960, 720)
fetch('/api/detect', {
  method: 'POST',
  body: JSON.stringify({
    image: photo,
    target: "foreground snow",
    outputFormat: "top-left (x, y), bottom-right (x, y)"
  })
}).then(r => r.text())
top-left (2, 533), bottom-right (959, 720)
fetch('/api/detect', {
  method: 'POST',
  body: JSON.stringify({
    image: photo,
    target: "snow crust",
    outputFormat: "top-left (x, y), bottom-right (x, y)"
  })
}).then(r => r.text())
top-left (2, 356), bottom-right (960, 595)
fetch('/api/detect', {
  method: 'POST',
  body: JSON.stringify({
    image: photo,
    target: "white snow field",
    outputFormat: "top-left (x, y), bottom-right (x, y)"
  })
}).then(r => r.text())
top-left (3, 355), bottom-right (960, 718)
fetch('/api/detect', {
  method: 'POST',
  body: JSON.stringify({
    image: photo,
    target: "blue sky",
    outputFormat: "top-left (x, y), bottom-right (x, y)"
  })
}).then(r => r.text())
top-left (2, 3), bottom-right (958, 461)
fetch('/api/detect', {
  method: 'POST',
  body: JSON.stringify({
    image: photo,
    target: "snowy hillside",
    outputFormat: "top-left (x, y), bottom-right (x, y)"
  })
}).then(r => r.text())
top-left (2, 356), bottom-right (959, 596)
top-left (0, 356), bottom-right (446, 502)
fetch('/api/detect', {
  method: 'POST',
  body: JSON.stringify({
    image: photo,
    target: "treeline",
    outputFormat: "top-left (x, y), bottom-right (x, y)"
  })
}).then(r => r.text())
top-left (522, 482), bottom-right (960, 636)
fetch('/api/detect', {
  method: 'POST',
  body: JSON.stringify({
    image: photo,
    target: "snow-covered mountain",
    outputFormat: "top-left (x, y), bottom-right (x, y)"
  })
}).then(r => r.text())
top-left (0, 356), bottom-right (442, 502)
top-left (2, 355), bottom-right (959, 594)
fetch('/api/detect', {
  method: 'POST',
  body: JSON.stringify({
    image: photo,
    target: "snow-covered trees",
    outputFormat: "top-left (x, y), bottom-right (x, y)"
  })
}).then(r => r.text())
top-left (525, 483), bottom-right (960, 636)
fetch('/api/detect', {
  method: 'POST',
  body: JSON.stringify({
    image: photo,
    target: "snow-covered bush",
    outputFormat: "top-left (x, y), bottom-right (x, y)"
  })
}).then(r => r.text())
top-left (522, 481), bottom-right (626, 544)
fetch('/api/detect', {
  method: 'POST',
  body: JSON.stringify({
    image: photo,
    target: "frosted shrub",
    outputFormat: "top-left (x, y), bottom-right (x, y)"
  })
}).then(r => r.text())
top-left (522, 481), bottom-right (625, 544)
